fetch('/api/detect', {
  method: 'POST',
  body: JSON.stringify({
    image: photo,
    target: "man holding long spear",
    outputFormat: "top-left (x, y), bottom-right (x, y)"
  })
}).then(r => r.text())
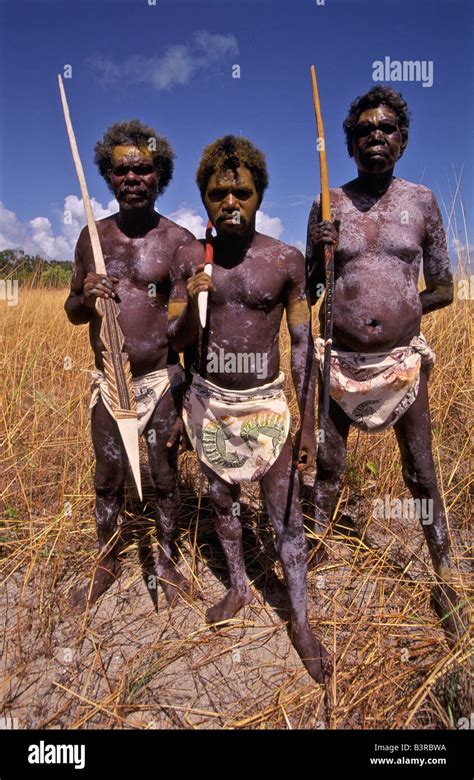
top-left (306, 83), bottom-right (466, 641)
top-left (63, 117), bottom-right (195, 611)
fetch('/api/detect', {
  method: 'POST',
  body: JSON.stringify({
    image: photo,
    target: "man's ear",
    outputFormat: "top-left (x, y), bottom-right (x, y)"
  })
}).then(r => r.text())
top-left (397, 138), bottom-right (408, 159)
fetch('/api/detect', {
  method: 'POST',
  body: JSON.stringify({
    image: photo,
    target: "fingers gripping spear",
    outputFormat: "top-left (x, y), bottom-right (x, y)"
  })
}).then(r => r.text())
top-left (310, 65), bottom-right (335, 428)
top-left (57, 75), bottom-right (142, 500)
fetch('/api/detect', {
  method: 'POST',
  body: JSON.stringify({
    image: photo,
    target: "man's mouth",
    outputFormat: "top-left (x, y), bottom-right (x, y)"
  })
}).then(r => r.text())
top-left (122, 190), bottom-right (146, 199)
top-left (218, 214), bottom-right (241, 224)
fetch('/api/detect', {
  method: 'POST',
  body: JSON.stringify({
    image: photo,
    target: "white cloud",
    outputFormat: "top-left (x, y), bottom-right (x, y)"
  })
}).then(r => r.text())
top-left (90, 31), bottom-right (239, 91)
top-left (291, 239), bottom-right (306, 253)
top-left (256, 210), bottom-right (283, 239)
top-left (0, 196), bottom-right (117, 261)
top-left (166, 207), bottom-right (206, 239)
top-left (0, 202), bottom-right (25, 247)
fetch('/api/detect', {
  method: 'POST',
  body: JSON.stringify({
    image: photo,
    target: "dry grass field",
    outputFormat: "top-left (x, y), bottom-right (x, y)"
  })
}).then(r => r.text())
top-left (0, 216), bottom-right (472, 730)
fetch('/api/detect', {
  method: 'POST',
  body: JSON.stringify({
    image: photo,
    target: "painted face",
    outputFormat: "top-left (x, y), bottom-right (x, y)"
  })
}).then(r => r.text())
top-left (203, 166), bottom-right (260, 238)
top-left (352, 106), bottom-right (404, 173)
top-left (109, 145), bottom-right (159, 209)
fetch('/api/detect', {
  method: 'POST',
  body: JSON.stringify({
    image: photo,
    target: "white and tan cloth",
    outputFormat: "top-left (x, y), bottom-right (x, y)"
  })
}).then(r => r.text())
top-left (314, 334), bottom-right (436, 432)
top-left (183, 372), bottom-right (291, 484)
top-left (90, 364), bottom-right (185, 435)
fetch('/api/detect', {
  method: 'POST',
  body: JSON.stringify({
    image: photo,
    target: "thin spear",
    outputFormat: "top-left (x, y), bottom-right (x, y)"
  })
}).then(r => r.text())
top-left (57, 74), bottom-right (142, 500)
top-left (310, 64), bottom-right (335, 425)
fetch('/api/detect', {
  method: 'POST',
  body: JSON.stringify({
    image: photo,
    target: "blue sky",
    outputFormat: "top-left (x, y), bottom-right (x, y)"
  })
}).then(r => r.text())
top-left (0, 0), bottom-right (472, 260)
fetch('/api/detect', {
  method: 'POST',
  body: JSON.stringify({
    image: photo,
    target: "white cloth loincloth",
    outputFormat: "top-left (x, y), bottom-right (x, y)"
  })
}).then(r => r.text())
top-left (182, 372), bottom-right (291, 484)
top-left (90, 364), bottom-right (185, 435)
top-left (314, 334), bottom-right (436, 432)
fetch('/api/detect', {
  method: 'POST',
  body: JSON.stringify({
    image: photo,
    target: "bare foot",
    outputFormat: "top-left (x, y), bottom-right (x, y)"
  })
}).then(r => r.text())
top-left (206, 586), bottom-right (254, 624)
top-left (69, 557), bottom-right (121, 613)
top-left (291, 622), bottom-right (332, 684)
top-left (431, 583), bottom-right (469, 646)
top-left (158, 566), bottom-right (193, 607)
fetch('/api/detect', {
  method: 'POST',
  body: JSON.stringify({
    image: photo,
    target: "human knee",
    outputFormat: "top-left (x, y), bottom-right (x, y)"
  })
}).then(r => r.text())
top-left (402, 462), bottom-right (437, 494)
top-left (210, 481), bottom-right (235, 515)
top-left (316, 441), bottom-right (346, 481)
top-left (94, 474), bottom-right (125, 502)
top-left (275, 524), bottom-right (307, 563)
top-left (214, 513), bottom-right (242, 543)
top-left (151, 469), bottom-right (177, 502)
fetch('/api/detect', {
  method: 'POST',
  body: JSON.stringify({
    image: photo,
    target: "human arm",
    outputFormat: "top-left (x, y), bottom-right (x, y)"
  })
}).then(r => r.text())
top-left (420, 190), bottom-right (453, 314)
top-left (166, 241), bottom-right (214, 353)
top-left (64, 228), bottom-right (118, 325)
top-left (305, 195), bottom-right (339, 306)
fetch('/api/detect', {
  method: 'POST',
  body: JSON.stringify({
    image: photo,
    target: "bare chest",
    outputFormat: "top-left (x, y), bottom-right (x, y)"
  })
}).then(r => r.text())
top-left (85, 234), bottom-right (172, 293)
top-left (210, 260), bottom-right (287, 312)
top-left (335, 190), bottom-right (426, 266)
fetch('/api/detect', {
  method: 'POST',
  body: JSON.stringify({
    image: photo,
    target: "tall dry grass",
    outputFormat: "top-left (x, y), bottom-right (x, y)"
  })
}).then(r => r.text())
top-left (0, 183), bottom-right (471, 730)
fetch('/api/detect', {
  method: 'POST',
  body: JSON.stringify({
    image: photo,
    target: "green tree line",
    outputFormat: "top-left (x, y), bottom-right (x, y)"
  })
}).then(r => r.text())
top-left (0, 250), bottom-right (73, 288)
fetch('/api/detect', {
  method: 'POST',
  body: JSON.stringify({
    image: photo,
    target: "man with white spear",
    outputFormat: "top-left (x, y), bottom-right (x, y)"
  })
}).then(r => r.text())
top-left (60, 77), bottom-right (195, 611)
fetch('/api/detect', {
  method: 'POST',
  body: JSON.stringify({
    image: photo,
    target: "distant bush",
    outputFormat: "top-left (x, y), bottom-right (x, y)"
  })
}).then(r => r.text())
top-left (0, 250), bottom-right (72, 288)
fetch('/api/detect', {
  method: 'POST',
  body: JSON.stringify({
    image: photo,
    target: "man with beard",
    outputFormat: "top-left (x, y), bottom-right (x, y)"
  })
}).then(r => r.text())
top-left (65, 120), bottom-right (194, 611)
top-left (306, 87), bottom-right (466, 641)
top-left (167, 135), bottom-right (330, 683)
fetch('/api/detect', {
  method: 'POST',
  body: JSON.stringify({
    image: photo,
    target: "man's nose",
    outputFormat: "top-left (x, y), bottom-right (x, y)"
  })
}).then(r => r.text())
top-left (222, 193), bottom-right (237, 210)
top-left (369, 128), bottom-right (384, 141)
top-left (124, 169), bottom-right (140, 182)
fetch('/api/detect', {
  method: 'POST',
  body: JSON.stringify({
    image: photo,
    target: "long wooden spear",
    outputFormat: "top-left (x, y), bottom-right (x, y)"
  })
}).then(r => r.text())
top-left (198, 219), bottom-right (214, 328)
top-left (57, 74), bottom-right (142, 500)
top-left (310, 65), bottom-right (334, 424)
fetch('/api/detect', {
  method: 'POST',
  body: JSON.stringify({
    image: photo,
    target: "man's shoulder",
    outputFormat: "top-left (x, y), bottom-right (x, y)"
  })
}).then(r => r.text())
top-left (308, 186), bottom-right (344, 211)
top-left (392, 179), bottom-right (439, 214)
top-left (76, 215), bottom-right (116, 252)
top-left (171, 235), bottom-right (205, 272)
top-left (158, 214), bottom-right (196, 244)
top-left (254, 234), bottom-right (305, 277)
top-left (393, 178), bottom-right (434, 196)
top-left (255, 232), bottom-right (303, 262)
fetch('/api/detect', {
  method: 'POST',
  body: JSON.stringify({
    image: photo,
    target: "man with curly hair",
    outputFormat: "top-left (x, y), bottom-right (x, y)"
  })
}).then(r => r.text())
top-left (167, 135), bottom-right (330, 684)
top-left (65, 120), bottom-right (195, 611)
top-left (306, 87), bottom-right (466, 641)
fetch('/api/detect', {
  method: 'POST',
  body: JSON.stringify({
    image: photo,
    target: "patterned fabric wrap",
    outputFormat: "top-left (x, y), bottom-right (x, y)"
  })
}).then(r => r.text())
top-left (90, 364), bottom-right (185, 435)
top-left (314, 334), bottom-right (436, 432)
top-left (183, 372), bottom-right (291, 484)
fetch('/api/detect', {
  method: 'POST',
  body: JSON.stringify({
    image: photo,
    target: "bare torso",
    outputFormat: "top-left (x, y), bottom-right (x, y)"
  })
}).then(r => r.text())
top-left (310, 178), bottom-right (448, 352)
top-left (76, 213), bottom-right (194, 375)
top-left (179, 233), bottom-right (302, 389)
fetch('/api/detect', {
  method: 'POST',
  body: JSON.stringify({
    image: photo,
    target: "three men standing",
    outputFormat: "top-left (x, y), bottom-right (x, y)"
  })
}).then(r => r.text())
top-left (65, 89), bottom-right (464, 680)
